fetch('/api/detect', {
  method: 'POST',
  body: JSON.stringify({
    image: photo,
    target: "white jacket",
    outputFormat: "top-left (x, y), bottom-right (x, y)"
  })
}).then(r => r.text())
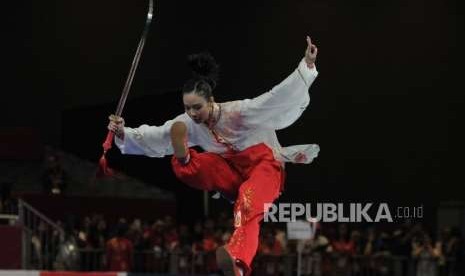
top-left (115, 58), bottom-right (320, 165)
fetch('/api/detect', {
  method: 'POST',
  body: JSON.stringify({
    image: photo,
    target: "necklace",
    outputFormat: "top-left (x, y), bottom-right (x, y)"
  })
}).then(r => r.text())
top-left (207, 102), bottom-right (222, 129)
top-left (206, 103), bottom-right (238, 151)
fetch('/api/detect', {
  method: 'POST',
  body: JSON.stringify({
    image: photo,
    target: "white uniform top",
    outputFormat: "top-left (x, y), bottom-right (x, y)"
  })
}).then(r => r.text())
top-left (115, 58), bottom-right (320, 165)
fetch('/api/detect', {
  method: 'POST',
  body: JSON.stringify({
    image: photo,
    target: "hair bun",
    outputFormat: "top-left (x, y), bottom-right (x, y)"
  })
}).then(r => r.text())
top-left (187, 52), bottom-right (219, 89)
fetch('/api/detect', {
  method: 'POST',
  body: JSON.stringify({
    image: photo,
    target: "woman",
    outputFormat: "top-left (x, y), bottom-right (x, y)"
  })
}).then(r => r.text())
top-left (108, 36), bottom-right (319, 276)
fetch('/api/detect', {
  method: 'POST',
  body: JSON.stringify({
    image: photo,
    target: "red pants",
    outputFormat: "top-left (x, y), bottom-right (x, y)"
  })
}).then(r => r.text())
top-left (171, 143), bottom-right (284, 274)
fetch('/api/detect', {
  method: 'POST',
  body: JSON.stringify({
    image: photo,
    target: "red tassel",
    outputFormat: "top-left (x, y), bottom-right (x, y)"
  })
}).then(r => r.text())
top-left (97, 131), bottom-right (115, 177)
top-left (97, 154), bottom-right (113, 177)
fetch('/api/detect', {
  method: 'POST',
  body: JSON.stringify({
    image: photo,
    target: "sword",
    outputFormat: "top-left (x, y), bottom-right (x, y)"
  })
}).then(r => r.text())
top-left (98, 0), bottom-right (154, 177)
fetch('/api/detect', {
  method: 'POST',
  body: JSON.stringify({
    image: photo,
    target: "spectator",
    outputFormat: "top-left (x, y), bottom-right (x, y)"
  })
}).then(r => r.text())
top-left (258, 227), bottom-right (283, 256)
top-left (178, 223), bottom-right (192, 248)
top-left (300, 223), bottom-right (330, 276)
top-left (412, 231), bottom-right (440, 276)
top-left (363, 226), bottom-right (377, 256)
top-left (391, 220), bottom-right (418, 276)
top-left (216, 211), bottom-right (230, 232)
top-left (332, 223), bottom-right (355, 255)
top-left (0, 182), bottom-right (17, 217)
top-left (375, 231), bottom-right (392, 254)
top-left (443, 227), bottom-right (464, 276)
top-left (105, 222), bottom-right (134, 271)
top-left (275, 228), bottom-right (288, 254)
top-left (128, 218), bottom-right (144, 250)
top-left (192, 220), bottom-right (204, 242)
top-left (256, 226), bottom-right (283, 276)
top-left (391, 221), bottom-right (413, 257)
top-left (41, 153), bottom-right (68, 195)
top-left (331, 223), bottom-right (355, 276)
top-left (444, 227), bottom-right (464, 260)
top-left (164, 224), bottom-right (179, 252)
top-left (54, 229), bottom-right (79, 270)
top-left (372, 231), bottom-right (393, 276)
top-left (203, 228), bottom-right (220, 273)
top-left (77, 216), bottom-right (93, 248)
top-left (350, 229), bottom-right (363, 255)
top-left (31, 230), bottom-right (43, 269)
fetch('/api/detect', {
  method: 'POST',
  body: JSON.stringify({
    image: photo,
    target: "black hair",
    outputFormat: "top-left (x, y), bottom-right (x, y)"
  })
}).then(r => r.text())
top-left (115, 222), bottom-right (128, 237)
top-left (182, 52), bottom-right (220, 101)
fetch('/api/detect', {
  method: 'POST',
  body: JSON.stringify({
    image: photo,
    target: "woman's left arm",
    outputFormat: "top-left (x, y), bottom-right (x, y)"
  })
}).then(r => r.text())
top-left (241, 36), bottom-right (319, 130)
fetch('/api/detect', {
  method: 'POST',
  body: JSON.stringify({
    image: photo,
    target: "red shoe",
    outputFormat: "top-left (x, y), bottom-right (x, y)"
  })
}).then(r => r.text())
top-left (216, 246), bottom-right (242, 276)
top-left (170, 121), bottom-right (188, 161)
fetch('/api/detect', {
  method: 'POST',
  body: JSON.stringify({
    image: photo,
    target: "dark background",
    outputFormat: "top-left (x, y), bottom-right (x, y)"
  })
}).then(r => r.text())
top-left (3, 0), bottom-right (463, 223)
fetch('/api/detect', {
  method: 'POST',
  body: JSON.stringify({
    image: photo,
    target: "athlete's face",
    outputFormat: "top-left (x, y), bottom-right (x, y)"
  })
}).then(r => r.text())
top-left (183, 92), bottom-right (211, 124)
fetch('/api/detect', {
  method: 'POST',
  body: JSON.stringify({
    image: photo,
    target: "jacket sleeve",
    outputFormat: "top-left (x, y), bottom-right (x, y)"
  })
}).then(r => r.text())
top-left (114, 113), bottom-right (196, 157)
top-left (240, 58), bottom-right (318, 130)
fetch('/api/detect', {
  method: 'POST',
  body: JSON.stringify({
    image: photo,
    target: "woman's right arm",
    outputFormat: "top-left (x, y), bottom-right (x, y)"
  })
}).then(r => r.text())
top-left (108, 113), bottom-right (195, 157)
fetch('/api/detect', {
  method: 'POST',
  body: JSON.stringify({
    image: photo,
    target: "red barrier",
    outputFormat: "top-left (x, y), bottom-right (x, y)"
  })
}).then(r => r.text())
top-left (40, 272), bottom-right (118, 276)
top-left (0, 226), bottom-right (22, 269)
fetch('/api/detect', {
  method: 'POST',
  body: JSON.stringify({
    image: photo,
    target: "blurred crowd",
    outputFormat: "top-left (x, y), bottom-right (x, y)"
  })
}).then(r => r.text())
top-left (24, 211), bottom-right (464, 276)
top-left (1, 151), bottom-right (464, 275)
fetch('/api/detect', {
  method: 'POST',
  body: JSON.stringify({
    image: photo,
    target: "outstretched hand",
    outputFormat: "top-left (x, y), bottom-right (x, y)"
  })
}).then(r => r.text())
top-left (305, 36), bottom-right (318, 68)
